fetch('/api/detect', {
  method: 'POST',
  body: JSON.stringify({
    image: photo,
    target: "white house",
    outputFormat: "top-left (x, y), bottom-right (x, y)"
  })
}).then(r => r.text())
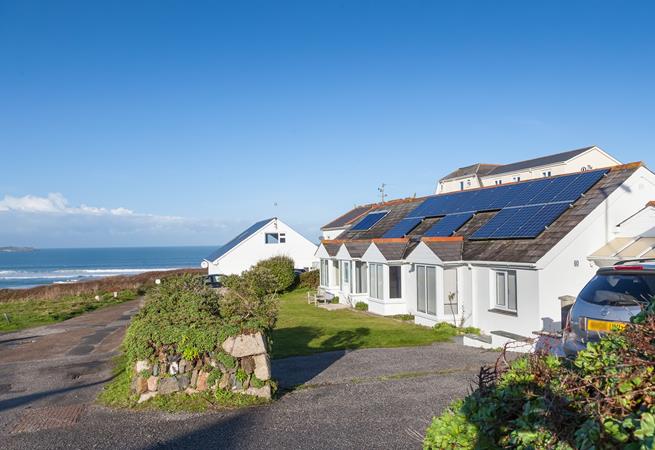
top-left (203, 217), bottom-right (318, 276)
top-left (436, 146), bottom-right (621, 194)
top-left (317, 152), bottom-right (655, 349)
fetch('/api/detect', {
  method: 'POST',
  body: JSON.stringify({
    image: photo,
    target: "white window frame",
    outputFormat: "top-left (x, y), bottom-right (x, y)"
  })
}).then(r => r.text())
top-left (340, 260), bottom-right (351, 290)
top-left (354, 261), bottom-right (368, 294)
top-left (369, 263), bottom-right (384, 300)
top-left (388, 265), bottom-right (402, 299)
top-left (265, 233), bottom-right (279, 244)
top-left (542, 171), bottom-right (552, 177)
top-left (493, 270), bottom-right (517, 313)
top-left (320, 259), bottom-right (330, 286)
top-left (416, 264), bottom-right (437, 315)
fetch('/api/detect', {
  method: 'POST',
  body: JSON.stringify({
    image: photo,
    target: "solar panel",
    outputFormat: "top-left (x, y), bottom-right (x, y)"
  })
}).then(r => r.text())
top-left (383, 217), bottom-right (423, 238)
top-left (350, 211), bottom-right (388, 231)
top-left (470, 208), bottom-right (517, 239)
top-left (551, 170), bottom-right (606, 203)
top-left (402, 168), bottom-right (608, 240)
top-left (489, 205), bottom-right (543, 238)
top-left (512, 203), bottom-right (571, 238)
top-left (424, 213), bottom-right (474, 237)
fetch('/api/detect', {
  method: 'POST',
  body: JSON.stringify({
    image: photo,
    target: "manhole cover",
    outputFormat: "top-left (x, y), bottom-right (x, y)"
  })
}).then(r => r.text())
top-left (10, 404), bottom-right (86, 434)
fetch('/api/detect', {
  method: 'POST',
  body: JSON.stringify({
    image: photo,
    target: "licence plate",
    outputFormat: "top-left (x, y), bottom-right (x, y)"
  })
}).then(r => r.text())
top-left (587, 319), bottom-right (627, 333)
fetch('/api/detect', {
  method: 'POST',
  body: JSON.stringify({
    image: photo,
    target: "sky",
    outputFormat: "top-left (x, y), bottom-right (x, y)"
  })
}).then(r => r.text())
top-left (1, 0), bottom-right (654, 248)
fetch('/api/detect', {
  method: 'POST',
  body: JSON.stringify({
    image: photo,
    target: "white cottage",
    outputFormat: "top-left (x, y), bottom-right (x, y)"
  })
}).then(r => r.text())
top-left (317, 154), bottom-right (655, 349)
top-left (203, 217), bottom-right (318, 276)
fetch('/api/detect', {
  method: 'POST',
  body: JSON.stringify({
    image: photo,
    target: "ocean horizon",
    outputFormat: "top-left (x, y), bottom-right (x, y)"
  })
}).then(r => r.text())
top-left (0, 246), bottom-right (216, 289)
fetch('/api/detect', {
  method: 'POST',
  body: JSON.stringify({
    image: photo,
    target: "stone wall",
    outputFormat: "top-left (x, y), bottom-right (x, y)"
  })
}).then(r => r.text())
top-left (132, 331), bottom-right (272, 404)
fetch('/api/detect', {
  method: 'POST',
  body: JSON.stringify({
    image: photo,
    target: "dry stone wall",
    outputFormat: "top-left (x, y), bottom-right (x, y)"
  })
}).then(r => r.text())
top-left (132, 331), bottom-right (272, 403)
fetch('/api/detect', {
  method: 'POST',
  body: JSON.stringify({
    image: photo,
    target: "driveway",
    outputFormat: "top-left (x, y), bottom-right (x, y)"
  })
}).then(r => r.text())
top-left (0, 302), bottom-right (501, 449)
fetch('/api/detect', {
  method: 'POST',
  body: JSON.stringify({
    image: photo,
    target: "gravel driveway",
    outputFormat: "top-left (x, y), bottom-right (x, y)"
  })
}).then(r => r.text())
top-left (0, 301), bottom-right (500, 449)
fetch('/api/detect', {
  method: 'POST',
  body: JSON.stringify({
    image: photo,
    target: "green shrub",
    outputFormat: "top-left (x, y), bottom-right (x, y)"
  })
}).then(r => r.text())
top-left (299, 269), bottom-right (319, 289)
top-left (214, 351), bottom-right (236, 370)
top-left (123, 273), bottom-right (278, 365)
top-left (433, 322), bottom-right (480, 336)
top-left (355, 302), bottom-right (368, 311)
top-left (254, 256), bottom-right (296, 293)
top-left (424, 312), bottom-right (655, 449)
top-left (330, 297), bottom-right (339, 304)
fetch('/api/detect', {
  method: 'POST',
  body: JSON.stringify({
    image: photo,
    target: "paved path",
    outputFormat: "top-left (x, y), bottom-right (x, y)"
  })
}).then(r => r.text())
top-left (0, 302), bottom-right (501, 449)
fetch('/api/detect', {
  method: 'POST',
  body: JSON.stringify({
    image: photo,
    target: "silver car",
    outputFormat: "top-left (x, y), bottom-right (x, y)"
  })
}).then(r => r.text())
top-left (562, 261), bottom-right (655, 357)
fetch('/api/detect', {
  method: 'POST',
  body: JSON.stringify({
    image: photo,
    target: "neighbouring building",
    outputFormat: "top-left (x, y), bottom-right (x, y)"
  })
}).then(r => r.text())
top-left (436, 145), bottom-right (621, 194)
top-left (203, 217), bottom-right (318, 276)
top-left (317, 148), bottom-right (655, 349)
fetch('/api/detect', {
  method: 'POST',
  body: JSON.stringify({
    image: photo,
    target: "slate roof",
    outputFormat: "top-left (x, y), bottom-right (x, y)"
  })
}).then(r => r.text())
top-left (320, 163), bottom-right (643, 264)
top-left (322, 204), bottom-right (375, 230)
top-left (440, 163), bottom-right (500, 181)
top-left (206, 218), bottom-right (274, 262)
top-left (344, 241), bottom-right (370, 258)
top-left (485, 146), bottom-right (594, 177)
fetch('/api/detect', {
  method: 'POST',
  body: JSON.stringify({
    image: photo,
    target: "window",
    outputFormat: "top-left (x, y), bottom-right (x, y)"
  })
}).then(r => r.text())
top-left (340, 260), bottom-right (350, 289)
top-left (369, 263), bottom-right (384, 299)
top-left (279, 233), bottom-right (286, 243)
top-left (333, 260), bottom-right (340, 287)
top-left (495, 270), bottom-right (517, 312)
top-left (320, 259), bottom-right (330, 286)
top-left (459, 181), bottom-right (465, 191)
top-left (495, 180), bottom-right (503, 185)
top-left (417, 265), bottom-right (437, 315)
top-left (542, 171), bottom-right (552, 177)
top-left (513, 176), bottom-right (521, 182)
top-left (265, 233), bottom-right (279, 244)
top-left (354, 261), bottom-right (368, 293)
top-left (389, 266), bottom-right (402, 299)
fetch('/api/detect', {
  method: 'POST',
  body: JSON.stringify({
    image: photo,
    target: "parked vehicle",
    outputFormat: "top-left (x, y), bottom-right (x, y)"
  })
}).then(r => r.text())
top-left (562, 259), bottom-right (655, 357)
top-left (204, 274), bottom-right (225, 288)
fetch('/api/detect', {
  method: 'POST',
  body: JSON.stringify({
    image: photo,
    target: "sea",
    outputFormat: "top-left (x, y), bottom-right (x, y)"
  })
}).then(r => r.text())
top-left (0, 246), bottom-right (216, 289)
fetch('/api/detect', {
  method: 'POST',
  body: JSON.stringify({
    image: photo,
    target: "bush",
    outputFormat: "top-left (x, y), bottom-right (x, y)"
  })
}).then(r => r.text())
top-left (299, 269), bottom-right (319, 289)
top-left (355, 301), bottom-right (368, 311)
top-left (123, 272), bottom-right (278, 365)
top-left (433, 322), bottom-right (480, 336)
top-left (254, 256), bottom-right (296, 293)
top-left (424, 311), bottom-right (655, 449)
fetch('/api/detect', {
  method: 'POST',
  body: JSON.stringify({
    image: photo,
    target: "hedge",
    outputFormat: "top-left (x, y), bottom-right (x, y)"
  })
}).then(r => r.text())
top-left (424, 305), bottom-right (655, 449)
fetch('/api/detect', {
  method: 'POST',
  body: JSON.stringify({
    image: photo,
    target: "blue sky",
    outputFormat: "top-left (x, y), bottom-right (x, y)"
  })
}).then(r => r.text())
top-left (1, 0), bottom-right (654, 247)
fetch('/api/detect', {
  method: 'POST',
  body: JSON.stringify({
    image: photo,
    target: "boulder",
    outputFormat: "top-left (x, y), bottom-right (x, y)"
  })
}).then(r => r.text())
top-left (158, 377), bottom-right (180, 395)
top-left (168, 361), bottom-right (179, 375)
top-left (218, 372), bottom-right (231, 390)
top-left (253, 354), bottom-right (271, 380)
top-left (241, 356), bottom-right (255, 374)
top-left (221, 332), bottom-right (266, 358)
top-left (152, 364), bottom-right (160, 377)
top-left (245, 385), bottom-right (272, 400)
top-left (135, 360), bottom-right (151, 373)
top-left (147, 376), bottom-right (159, 392)
top-left (196, 371), bottom-right (209, 391)
top-left (177, 374), bottom-right (190, 390)
top-left (190, 369), bottom-right (198, 388)
top-left (138, 392), bottom-right (158, 404)
top-left (184, 387), bottom-right (198, 395)
top-left (134, 376), bottom-right (148, 394)
top-left (179, 359), bottom-right (192, 373)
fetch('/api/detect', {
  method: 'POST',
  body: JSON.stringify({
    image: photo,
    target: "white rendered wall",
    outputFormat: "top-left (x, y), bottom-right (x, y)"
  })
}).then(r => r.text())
top-left (437, 176), bottom-right (482, 194)
top-left (207, 219), bottom-right (318, 276)
top-left (479, 148), bottom-right (620, 187)
top-left (616, 206), bottom-right (655, 238)
top-left (322, 228), bottom-right (345, 240)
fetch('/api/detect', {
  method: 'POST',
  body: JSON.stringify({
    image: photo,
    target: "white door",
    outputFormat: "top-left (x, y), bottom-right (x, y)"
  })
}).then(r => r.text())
top-left (443, 268), bottom-right (458, 323)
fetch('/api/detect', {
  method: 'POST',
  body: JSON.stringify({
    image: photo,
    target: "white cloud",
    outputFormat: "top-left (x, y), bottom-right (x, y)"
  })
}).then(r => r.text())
top-left (0, 193), bottom-right (174, 219)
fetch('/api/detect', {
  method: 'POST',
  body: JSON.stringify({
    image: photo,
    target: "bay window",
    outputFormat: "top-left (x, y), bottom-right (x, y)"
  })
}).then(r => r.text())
top-left (369, 263), bottom-right (384, 299)
top-left (354, 261), bottom-right (368, 293)
top-left (417, 265), bottom-right (437, 315)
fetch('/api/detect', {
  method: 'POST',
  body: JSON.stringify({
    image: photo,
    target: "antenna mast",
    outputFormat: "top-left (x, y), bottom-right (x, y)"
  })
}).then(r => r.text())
top-left (378, 183), bottom-right (387, 203)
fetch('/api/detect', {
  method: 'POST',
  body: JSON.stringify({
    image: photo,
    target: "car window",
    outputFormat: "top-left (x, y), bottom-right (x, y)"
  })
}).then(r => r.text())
top-left (579, 273), bottom-right (655, 306)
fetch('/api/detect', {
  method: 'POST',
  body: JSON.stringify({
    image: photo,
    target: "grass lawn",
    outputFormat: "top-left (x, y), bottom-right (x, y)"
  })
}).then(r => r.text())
top-left (271, 289), bottom-right (461, 359)
top-left (0, 290), bottom-right (138, 333)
